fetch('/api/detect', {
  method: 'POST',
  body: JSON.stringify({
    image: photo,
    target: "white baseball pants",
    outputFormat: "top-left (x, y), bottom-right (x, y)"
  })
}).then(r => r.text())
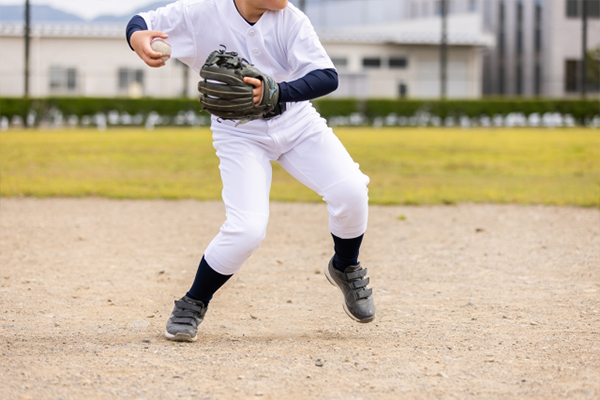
top-left (204, 104), bottom-right (369, 275)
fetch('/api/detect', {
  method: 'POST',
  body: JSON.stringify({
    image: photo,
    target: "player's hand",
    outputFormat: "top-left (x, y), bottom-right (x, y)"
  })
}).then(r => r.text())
top-left (131, 30), bottom-right (169, 68)
top-left (243, 77), bottom-right (263, 105)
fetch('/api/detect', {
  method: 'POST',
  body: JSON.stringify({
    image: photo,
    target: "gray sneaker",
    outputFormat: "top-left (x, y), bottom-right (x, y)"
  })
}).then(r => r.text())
top-left (164, 296), bottom-right (207, 342)
top-left (325, 257), bottom-right (375, 323)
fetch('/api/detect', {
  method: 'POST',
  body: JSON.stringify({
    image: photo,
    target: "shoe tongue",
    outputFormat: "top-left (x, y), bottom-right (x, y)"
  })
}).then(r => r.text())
top-left (343, 264), bottom-right (361, 273)
top-left (182, 296), bottom-right (205, 307)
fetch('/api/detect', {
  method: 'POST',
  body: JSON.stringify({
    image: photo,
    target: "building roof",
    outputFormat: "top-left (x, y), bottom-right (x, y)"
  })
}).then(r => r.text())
top-left (0, 23), bottom-right (123, 38)
top-left (1, 13), bottom-right (495, 47)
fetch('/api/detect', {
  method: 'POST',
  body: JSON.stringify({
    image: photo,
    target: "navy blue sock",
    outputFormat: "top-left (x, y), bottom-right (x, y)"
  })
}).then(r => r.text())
top-left (332, 233), bottom-right (364, 272)
top-left (186, 256), bottom-right (232, 306)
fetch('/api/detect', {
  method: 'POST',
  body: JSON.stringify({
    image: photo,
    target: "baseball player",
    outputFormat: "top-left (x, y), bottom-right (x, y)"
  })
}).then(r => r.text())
top-left (127, 0), bottom-right (375, 342)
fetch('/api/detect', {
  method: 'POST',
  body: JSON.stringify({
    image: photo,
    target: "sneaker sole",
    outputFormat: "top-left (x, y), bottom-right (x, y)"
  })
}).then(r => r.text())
top-left (164, 330), bottom-right (198, 342)
top-left (325, 265), bottom-right (375, 324)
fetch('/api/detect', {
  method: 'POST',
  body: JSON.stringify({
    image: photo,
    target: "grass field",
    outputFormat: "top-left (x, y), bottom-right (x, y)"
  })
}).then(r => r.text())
top-left (1, 127), bottom-right (598, 206)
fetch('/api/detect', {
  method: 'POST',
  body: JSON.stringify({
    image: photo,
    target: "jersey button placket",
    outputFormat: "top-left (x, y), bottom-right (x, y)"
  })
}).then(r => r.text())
top-left (247, 29), bottom-right (260, 57)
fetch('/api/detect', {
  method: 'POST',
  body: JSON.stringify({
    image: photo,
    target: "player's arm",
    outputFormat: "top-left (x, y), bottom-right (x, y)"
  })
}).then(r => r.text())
top-left (127, 15), bottom-right (168, 68)
top-left (244, 69), bottom-right (338, 105)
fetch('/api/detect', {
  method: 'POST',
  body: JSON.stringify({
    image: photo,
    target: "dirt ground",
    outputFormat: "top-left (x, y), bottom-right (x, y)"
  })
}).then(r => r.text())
top-left (0, 198), bottom-right (598, 400)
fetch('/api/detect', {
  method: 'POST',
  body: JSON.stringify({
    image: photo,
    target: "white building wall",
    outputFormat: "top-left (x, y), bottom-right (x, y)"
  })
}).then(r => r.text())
top-left (0, 34), bottom-right (25, 96)
top-left (1, 23), bottom-right (485, 99)
top-left (0, 32), bottom-right (199, 98)
top-left (323, 42), bottom-right (482, 99)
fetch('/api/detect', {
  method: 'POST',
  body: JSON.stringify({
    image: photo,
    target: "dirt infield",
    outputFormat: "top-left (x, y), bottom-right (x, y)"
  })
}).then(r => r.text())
top-left (1, 198), bottom-right (598, 400)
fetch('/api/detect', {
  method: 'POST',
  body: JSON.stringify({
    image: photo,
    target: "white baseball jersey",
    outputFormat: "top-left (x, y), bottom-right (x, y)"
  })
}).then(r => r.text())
top-left (139, 0), bottom-right (334, 82)
top-left (139, 0), bottom-right (369, 275)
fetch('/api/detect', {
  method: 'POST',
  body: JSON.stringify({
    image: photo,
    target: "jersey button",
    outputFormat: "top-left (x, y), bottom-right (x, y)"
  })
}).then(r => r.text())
top-left (252, 48), bottom-right (259, 54)
top-left (249, 30), bottom-right (255, 36)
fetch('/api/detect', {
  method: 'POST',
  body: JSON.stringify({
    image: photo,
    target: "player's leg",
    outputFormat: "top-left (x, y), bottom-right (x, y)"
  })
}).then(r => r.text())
top-left (203, 135), bottom-right (273, 275)
top-left (277, 119), bottom-right (374, 323)
top-left (166, 133), bottom-right (274, 341)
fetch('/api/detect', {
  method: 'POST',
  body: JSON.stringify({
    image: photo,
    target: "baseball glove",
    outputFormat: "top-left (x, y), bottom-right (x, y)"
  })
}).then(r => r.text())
top-left (198, 48), bottom-right (280, 124)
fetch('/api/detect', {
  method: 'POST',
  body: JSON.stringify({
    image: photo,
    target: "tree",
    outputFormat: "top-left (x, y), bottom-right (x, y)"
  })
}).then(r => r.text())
top-left (586, 47), bottom-right (600, 90)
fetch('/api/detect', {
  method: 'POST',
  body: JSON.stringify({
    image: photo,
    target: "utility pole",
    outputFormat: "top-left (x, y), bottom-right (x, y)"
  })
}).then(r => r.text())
top-left (581, 0), bottom-right (588, 97)
top-left (440, 0), bottom-right (448, 100)
top-left (24, 0), bottom-right (31, 98)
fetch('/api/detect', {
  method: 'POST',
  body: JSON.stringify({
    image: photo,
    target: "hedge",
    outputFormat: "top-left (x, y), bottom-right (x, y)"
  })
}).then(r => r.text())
top-left (1, 97), bottom-right (598, 126)
top-left (0, 97), bottom-right (199, 121)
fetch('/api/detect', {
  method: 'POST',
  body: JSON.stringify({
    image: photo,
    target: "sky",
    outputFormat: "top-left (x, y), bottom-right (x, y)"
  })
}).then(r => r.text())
top-left (0, 0), bottom-right (158, 20)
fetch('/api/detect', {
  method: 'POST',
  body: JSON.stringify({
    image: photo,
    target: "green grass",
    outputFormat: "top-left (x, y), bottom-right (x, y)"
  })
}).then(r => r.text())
top-left (1, 127), bottom-right (598, 206)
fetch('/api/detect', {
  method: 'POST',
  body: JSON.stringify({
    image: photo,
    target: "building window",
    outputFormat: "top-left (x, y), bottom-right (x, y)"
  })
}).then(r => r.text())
top-left (498, 0), bottom-right (505, 95)
top-left (567, 0), bottom-right (600, 18)
top-left (118, 68), bottom-right (144, 91)
top-left (389, 57), bottom-right (408, 69)
top-left (498, 32), bottom-right (505, 55)
top-left (398, 82), bottom-right (408, 98)
top-left (410, 1), bottom-right (419, 17)
top-left (590, 0), bottom-right (600, 16)
top-left (565, 59), bottom-right (580, 92)
top-left (362, 58), bottom-right (382, 68)
top-left (435, 0), bottom-right (451, 16)
top-left (483, 0), bottom-right (492, 25)
top-left (331, 57), bottom-right (348, 69)
top-left (566, 0), bottom-right (578, 16)
top-left (49, 66), bottom-right (77, 92)
top-left (568, 54), bottom-right (600, 92)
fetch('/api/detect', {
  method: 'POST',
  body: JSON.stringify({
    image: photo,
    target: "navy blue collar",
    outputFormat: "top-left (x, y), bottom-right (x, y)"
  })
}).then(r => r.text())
top-left (233, 0), bottom-right (256, 26)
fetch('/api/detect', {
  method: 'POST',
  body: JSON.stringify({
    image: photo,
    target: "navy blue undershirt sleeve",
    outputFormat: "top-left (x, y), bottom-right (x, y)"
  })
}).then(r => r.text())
top-left (278, 69), bottom-right (338, 103)
top-left (126, 15), bottom-right (148, 51)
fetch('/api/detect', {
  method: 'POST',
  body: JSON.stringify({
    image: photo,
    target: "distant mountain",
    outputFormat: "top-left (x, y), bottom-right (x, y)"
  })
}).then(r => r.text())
top-left (0, 0), bottom-right (392, 28)
top-left (0, 2), bottom-right (171, 23)
top-left (92, 2), bottom-right (171, 23)
top-left (0, 4), bottom-right (84, 22)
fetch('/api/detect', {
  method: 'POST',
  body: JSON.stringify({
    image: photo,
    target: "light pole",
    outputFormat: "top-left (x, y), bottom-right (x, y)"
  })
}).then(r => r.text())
top-left (581, 0), bottom-right (588, 97)
top-left (24, 0), bottom-right (31, 98)
top-left (440, 0), bottom-right (448, 100)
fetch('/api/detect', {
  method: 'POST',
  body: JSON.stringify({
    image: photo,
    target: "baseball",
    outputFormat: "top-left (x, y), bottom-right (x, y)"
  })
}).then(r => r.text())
top-left (150, 39), bottom-right (171, 63)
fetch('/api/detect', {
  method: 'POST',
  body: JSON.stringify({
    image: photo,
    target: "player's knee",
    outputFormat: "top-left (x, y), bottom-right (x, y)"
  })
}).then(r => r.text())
top-left (226, 213), bottom-right (269, 252)
top-left (238, 223), bottom-right (268, 251)
top-left (324, 175), bottom-right (369, 218)
top-left (325, 177), bottom-right (369, 237)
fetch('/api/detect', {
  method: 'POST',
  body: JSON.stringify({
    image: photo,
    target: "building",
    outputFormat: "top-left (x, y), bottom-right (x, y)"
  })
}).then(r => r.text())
top-left (307, 0), bottom-right (600, 97)
top-left (0, 23), bottom-right (197, 99)
top-left (319, 13), bottom-right (494, 98)
top-left (1, 0), bottom-right (597, 99)
top-left (480, 0), bottom-right (600, 97)
top-left (0, 15), bottom-right (491, 100)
